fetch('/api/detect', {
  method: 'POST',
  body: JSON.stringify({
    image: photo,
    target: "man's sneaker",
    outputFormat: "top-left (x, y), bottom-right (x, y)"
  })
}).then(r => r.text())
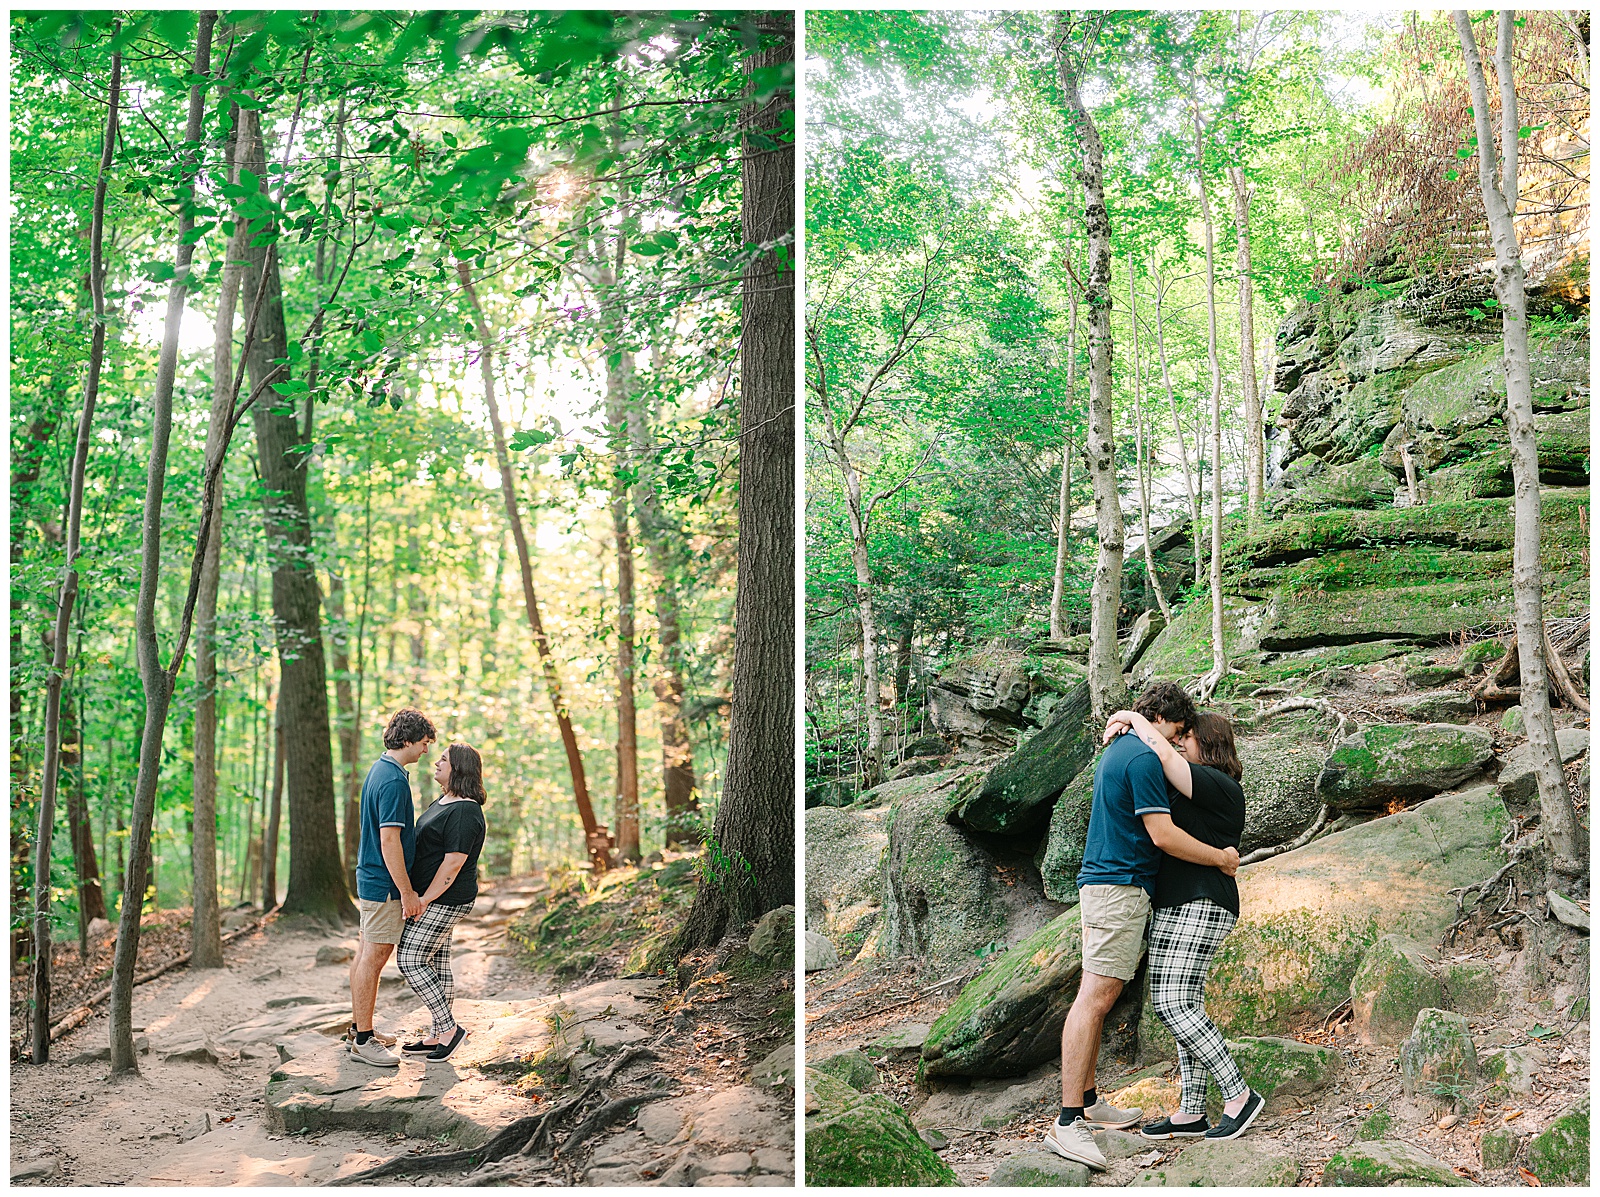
top-left (1204, 1089), bottom-right (1265, 1140)
top-left (1043, 1117), bottom-right (1108, 1172)
top-left (400, 1039), bottom-right (438, 1056)
top-left (1085, 1097), bottom-right (1143, 1130)
top-left (348, 1036), bottom-right (400, 1068)
top-left (426, 1026), bottom-right (468, 1062)
top-left (345, 1024), bottom-right (396, 1049)
top-left (1140, 1114), bottom-right (1211, 1139)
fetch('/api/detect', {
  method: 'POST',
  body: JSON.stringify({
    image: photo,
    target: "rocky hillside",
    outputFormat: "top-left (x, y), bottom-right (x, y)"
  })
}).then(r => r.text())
top-left (804, 271), bottom-right (1589, 1186)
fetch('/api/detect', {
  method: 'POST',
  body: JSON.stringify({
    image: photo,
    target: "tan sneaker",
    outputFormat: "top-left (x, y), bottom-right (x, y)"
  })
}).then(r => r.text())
top-left (1086, 1096), bottom-right (1143, 1130)
top-left (1043, 1117), bottom-right (1108, 1172)
top-left (348, 1036), bottom-right (400, 1068)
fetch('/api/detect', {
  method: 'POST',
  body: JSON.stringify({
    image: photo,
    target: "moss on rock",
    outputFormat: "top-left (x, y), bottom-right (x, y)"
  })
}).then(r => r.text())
top-left (1321, 1140), bottom-right (1471, 1186)
top-left (1316, 723), bottom-right (1494, 811)
top-left (1202, 1037), bottom-right (1341, 1118)
top-left (805, 1068), bottom-right (960, 1186)
top-left (1350, 935), bottom-right (1446, 1044)
top-left (1478, 1126), bottom-right (1520, 1171)
top-left (1528, 1097), bottom-right (1588, 1185)
top-left (1400, 1008), bottom-right (1478, 1109)
top-left (1036, 768), bottom-right (1096, 905)
top-left (956, 679), bottom-right (1094, 834)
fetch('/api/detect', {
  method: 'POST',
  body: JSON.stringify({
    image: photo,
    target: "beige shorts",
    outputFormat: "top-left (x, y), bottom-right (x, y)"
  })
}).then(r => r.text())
top-left (1079, 883), bottom-right (1152, 981)
top-left (358, 897), bottom-right (404, 945)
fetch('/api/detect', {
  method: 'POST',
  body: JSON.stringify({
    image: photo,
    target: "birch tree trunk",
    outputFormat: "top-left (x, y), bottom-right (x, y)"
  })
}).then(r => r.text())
top-left (1192, 101), bottom-right (1228, 700)
top-left (1228, 165), bottom-right (1264, 529)
top-left (1049, 271), bottom-right (1079, 640)
top-left (1059, 40), bottom-right (1129, 718)
top-left (1453, 9), bottom-right (1583, 874)
top-left (1129, 254), bottom-right (1172, 621)
top-left (33, 42), bottom-right (122, 1065)
top-left (1152, 253), bottom-right (1203, 590)
top-left (604, 284), bottom-right (641, 864)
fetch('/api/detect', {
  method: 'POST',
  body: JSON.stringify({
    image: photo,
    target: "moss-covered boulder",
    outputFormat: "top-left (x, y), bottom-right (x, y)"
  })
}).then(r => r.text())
top-left (1349, 935), bottom-right (1446, 1044)
top-left (1238, 727), bottom-right (1327, 854)
top-left (804, 1068), bottom-right (960, 1186)
top-left (955, 679), bottom-right (1094, 834)
top-left (928, 649), bottom-right (1087, 753)
top-left (813, 1049), bottom-right (878, 1092)
top-left (1277, 453), bottom-right (1397, 511)
top-left (1400, 1008), bottom-right (1478, 1109)
top-left (1438, 958), bottom-right (1498, 1014)
top-left (1131, 1138), bottom-right (1300, 1187)
top-left (1202, 1037), bottom-right (1341, 1117)
top-left (1205, 787), bottom-right (1508, 1036)
top-left (1527, 1097), bottom-right (1588, 1185)
top-left (1390, 689), bottom-right (1476, 723)
top-left (922, 907), bottom-right (1100, 1079)
top-left (1316, 723), bottom-right (1494, 812)
top-left (988, 1152), bottom-right (1089, 1186)
top-left (1036, 768), bottom-right (1096, 904)
top-left (804, 803), bottom-right (888, 953)
top-left (1478, 1126), bottom-right (1520, 1171)
top-left (1320, 1140), bottom-right (1471, 1186)
top-left (881, 772), bottom-right (1066, 962)
top-left (1479, 1043), bottom-right (1545, 1099)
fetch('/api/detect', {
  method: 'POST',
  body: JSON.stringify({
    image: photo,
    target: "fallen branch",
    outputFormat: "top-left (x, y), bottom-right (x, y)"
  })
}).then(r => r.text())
top-left (1544, 626), bottom-right (1589, 713)
top-left (47, 917), bottom-right (264, 1042)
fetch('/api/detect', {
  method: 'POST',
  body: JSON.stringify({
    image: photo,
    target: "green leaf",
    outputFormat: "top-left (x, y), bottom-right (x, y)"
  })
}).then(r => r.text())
top-left (144, 261), bottom-right (176, 282)
top-left (1457, 148), bottom-right (1474, 159)
top-left (1528, 1024), bottom-right (1561, 1040)
top-left (271, 379), bottom-right (309, 396)
top-left (509, 428), bottom-right (556, 451)
top-left (1444, 169), bottom-right (1460, 182)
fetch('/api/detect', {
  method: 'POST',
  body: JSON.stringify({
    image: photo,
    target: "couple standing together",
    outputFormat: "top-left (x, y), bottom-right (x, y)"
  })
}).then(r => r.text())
top-left (1045, 681), bottom-right (1264, 1172)
top-left (346, 708), bottom-right (488, 1067)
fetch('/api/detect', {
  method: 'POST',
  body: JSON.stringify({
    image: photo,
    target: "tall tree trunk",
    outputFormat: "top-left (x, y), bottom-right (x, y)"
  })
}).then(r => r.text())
top-left (235, 107), bottom-right (353, 925)
top-left (838, 456), bottom-right (884, 786)
top-left (1049, 268), bottom-right (1079, 640)
top-left (675, 13), bottom-right (795, 949)
top-left (1128, 255), bottom-right (1172, 621)
top-left (68, 683), bottom-right (106, 938)
top-left (111, 16), bottom-right (214, 1073)
top-left (328, 572), bottom-right (361, 894)
top-left (1059, 37), bottom-right (1129, 719)
top-left (263, 708), bottom-right (284, 910)
top-left (1453, 9), bottom-right (1584, 875)
top-left (1152, 252), bottom-right (1203, 590)
top-left (190, 103), bottom-right (244, 970)
top-left (457, 263), bottom-right (610, 872)
top-left (33, 45), bottom-right (122, 1063)
top-left (627, 379), bottom-right (698, 846)
top-left (1192, 100), bottom-right (1228, 701)
top-left (894, 620), bottom-right (915, 706)
top-left (1228, 166), bottom-right (1264, 529)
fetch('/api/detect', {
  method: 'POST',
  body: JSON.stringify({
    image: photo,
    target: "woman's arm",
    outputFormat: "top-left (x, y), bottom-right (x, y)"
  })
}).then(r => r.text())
top-left (419, 852), bottom-right (469, 906)
top-left (1105, 709), bottom-right (1193, 797)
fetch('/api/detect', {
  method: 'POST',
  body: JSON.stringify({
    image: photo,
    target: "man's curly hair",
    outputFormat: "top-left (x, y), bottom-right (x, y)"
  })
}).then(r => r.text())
top-left (1132, 681), bottom-right (1197, 732)
top-left (383, 708), bottom-right (436, 750)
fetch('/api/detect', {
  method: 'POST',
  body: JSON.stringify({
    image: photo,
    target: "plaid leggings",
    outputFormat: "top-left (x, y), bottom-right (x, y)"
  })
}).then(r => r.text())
top-left (1148, 898), bottom-right (1247, 1113)
top-left (397, 900), bottom-right (474, 1038)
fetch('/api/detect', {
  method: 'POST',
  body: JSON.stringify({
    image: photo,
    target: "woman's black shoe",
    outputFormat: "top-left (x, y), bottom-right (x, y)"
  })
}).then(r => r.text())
top-left (401, 1039), bottom-right (436, 1056)
top-left (1140, 1114), bottom-right (1210, 1139)
top-left (1204, 1089), bottom-right (1265, 1140)
top-left (426, 1025), bottom-right (468, 1061)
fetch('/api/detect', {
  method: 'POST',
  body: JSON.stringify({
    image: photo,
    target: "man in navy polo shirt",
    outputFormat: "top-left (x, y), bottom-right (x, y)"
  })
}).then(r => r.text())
top-left (348, 708), bottom-right (435, 1067)
top-left (1043, 682), bottom-right (1240, 1171)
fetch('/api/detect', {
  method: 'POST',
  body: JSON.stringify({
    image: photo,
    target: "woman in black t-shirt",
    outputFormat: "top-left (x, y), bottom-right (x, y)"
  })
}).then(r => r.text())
top-left (396, 742), bottom-right (488, 1062)
top-left (1104, 708), bottom-right (1264, 1143)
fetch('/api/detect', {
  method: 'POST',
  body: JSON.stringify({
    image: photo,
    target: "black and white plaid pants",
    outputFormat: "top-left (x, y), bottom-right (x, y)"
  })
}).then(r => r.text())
top-left (1148, 898), bottom-right (1247, 1113)
top-left (397, 899), bottom-right (475, 1038)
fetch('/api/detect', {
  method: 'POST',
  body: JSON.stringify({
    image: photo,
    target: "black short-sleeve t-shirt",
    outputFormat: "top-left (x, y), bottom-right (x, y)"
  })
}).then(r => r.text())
top-left (409, 797), bottom-right (487, 907)
top-left (1152, 763), bottom-right (1246, 916)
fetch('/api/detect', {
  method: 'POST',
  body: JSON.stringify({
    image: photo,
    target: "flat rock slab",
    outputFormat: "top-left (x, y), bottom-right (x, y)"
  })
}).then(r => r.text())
top-left (1132, 1138), bottom-right (1300, 1186)
top-left (217, 1002), bottom-right (353, 1049)
top-left (136, 1118), bottom-right (394, 1186)
top-left (434, 979), bottom-right (663, 1073)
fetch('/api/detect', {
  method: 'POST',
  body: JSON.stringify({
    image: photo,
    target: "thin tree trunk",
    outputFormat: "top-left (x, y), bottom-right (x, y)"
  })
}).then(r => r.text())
top-left (1050, 266), bottom-right (1079, 640)
top-left (1192, 99), bottom-right (1228, 700)
top-left (1228, 165), bottom-right (1264, 529)
top-left (894, 620), bottom-right (915, 706)
top-left (263, 708), bottom-right (284, 910)
top-left (328, 572), bottom-right (361, 894)
top-left (1129, 256), bottom-right (1172, 622)
top-left (1153, 253), bottom-right (1203, 589)
top-left (69, 681), bottom-right (106, 939)
top-left (457, 262), bottom-right (609, 873)
top-left (111, 16), bottom-right (214, 1074)
top-left (1454, 9), bottom-right (1584, 874)
top-left (33, 45), bottom-right (121, 1063)
top-left (235, 106), bottom-right (353, 925)
top-left (674, 13), bottom-right (795, 949)
top-left (1059, 36), bottom-right (1129, 719)
top-left (839, 459), bottom-right (884, 786)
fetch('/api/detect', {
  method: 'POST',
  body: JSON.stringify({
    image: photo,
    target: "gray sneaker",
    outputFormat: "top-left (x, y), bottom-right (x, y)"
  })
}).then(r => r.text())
top-left (1086, 1097), bottom-right (1143, 1130)
top-left (1043, 1116), bottom-right (1108, 1172)
top-left (348, 1036), bottom-right (400, 1068)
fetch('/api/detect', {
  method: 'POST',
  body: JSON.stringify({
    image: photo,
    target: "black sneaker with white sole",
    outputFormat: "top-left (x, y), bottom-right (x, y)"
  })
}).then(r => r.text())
top-left (401, 1039), bottom-right (437, 1056)
top-left (426, 1025), bottom-right (468, 1061)
top-left (1140, 1114), bottom-right (1211, 1139)
top-left (1204, 1089), bottom-right (1265, 1140)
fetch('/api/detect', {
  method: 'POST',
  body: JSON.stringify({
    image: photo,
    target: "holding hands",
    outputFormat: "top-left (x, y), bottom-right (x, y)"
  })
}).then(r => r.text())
top-left (402, 890), bottom-right (427, 920)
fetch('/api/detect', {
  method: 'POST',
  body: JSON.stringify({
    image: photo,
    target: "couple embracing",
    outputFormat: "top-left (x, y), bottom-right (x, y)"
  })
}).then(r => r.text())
top-left (347, 708), bottom-right (488, 1067)
top-left (1045, 681), bottom-right (1263, 1173)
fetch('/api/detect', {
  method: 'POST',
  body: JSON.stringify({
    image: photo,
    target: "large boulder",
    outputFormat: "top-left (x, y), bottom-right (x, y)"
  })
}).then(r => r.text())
top-left (804, 803), bottom-right (888, 954)
top-left (1349, 935), bottom-right (1446, 1044)
top-left (1204, 1037), bottom-right (1341, 1117)
top-left (1315, 723), bottom-right (1494, 812)
top-left (1131, 1138), bottom-right (1300, 1186)
top-left (1495, 728), bottom-right (1589, 810)
top-left (804, 1068), bottom-right (958, 1187)
top-left (913, 1065), bottom-right (1058, 1132)
top-left (1237, 727), bottom-right (1327, 854)
top-left (881, 771), bottom-right (1066, 962)
top-left (927, 650), bottom-right (1086, 754)
top-left (1036, 768), bottom-right (1095, 904)
top-left (811, 1049), bottom-right (877, 1093)
top-left (1399, 1008), bottom-right (1478, 1108)
top-left (1528, 1097), bottom-right (1589, 1185)
top-left (1205, 786), bottom-right (1508, 1036)
top-left (1479, 1043), bottom-right (1546, 1099)
top-left (989, 1152), bottom-right (1090, 1186)
top-left (954, 678), bottom-right (1094, 834)
top-left (1276, 453), bottom-right (1396, 511)
top-left (1320, 1140), bottom-right (1471, 1187)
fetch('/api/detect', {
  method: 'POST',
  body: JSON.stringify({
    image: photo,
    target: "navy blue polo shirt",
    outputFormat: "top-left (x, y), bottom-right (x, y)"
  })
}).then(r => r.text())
top-left (1076, 731), bottom-right (1172, 898)
top-left (355, 755), bottom-right (416, 901)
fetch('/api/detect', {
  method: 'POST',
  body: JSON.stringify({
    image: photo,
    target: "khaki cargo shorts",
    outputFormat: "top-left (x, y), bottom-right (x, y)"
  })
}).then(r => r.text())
top-left (357, 897), bottom-right (404, 945)
top-left (1079, 883), bottom-right (1152, 981)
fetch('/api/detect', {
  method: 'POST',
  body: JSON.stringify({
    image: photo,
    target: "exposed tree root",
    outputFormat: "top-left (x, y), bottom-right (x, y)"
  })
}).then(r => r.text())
top-left (1239, 803), bottom-right (1329, 866)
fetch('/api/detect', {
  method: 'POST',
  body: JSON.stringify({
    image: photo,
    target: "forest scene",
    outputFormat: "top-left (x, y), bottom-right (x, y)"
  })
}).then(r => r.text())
top-left (11, 9), bottom-right (795, 1186)
top-left (804, 9), bottom-right (1590, 1188)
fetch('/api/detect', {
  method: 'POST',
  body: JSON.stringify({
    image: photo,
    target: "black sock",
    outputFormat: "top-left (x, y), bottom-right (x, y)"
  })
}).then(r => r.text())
top-left (355, 1029), bottom-right (372, 1045)
top-left (1059, 1105), bottom-right (1085, 1125)
top-left (1083, 1087), bottom-right (1097, 1108)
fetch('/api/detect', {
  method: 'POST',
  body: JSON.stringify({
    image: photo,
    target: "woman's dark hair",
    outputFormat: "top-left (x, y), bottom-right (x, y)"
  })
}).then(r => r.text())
top-left (383, 707), bottom-right (436, 750)
top-left (1134, 680), bottom-right (1198, 731)
top-left (1190, 711), bottom-right (1243, 781)
top-left (445, 743), bottom-right (487, 805)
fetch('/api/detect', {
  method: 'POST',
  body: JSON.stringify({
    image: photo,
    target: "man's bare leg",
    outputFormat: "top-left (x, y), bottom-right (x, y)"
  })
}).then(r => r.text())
top-left (1060, 972), bottom-right (1125, 1109)
top-left (350, 939), bottom-right (394, 1033)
